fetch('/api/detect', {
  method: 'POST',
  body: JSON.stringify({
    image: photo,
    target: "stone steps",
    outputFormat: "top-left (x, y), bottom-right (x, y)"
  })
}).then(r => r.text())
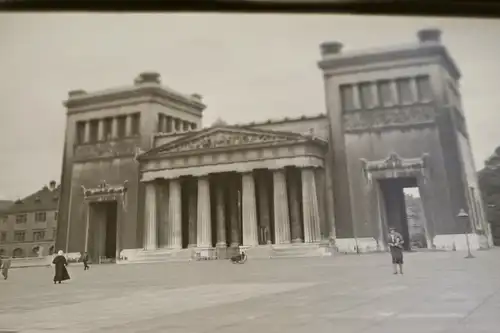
top-left (118, 249), bottom-right (194, 264)
top-left (271, 244), bottom-right (325, 258)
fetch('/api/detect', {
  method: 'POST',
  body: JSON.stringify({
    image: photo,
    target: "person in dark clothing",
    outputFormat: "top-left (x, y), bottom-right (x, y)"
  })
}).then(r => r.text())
top-left (53, 250), bottom-right (70, 284)
top-left (1, 256), bottom-right (11, 280)
top-left (81, 252), bottom-right (90, 270)
top-left (388, 227), bottom-right (404, 275)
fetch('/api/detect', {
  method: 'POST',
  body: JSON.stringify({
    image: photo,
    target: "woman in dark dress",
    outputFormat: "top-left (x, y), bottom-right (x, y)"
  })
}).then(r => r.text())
top-left (53, 250), bottom-right (70, 284)
top-left (388, 227), bottom-right (404, 275)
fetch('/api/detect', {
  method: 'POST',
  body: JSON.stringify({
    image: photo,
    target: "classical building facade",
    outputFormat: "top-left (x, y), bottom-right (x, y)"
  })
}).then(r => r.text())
top-left (55, 29), bottom-right (492, 264)
top-left (0, 181), bottom-right (59, 258)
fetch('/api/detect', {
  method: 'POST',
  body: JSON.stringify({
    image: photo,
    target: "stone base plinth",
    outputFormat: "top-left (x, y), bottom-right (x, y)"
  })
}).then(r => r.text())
top-left (335, 237), bottom-right (379, 253)
top-left (433, 233), bottom-right (491, 251)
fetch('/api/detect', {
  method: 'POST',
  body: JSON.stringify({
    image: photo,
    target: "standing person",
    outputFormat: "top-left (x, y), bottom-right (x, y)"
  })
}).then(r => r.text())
top-left (1, 256), bottom-right (11, 280)
top-left (388, 227), bottom-right (404, 275)
top-left (82, 251), bottom-right (90, 271)
top-left (52, 250), bottom-right (70, 284)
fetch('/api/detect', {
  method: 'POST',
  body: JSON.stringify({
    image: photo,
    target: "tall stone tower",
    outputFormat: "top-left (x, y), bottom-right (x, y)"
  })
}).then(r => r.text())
top-left (318, 29), bottom-right (491, 252)
top-left (55, 72), bottom-right (206, 255)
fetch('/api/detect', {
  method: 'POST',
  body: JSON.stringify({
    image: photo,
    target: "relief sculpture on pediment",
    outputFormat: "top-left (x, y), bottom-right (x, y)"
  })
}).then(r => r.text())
top-left (343, 105), bottom-right (436, 132)
top-left (170, 132), bottom-right (287, 152)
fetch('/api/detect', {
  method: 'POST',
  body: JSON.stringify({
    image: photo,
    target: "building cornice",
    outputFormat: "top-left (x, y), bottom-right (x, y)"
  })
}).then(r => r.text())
top-left (64, 84), bottom-right (206, 114)
top-left (318, 44), bottom-right (460, 80)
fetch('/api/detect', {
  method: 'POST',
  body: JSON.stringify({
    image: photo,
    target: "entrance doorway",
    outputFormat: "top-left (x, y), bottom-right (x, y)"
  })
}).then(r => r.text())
top-left (88, 201), bottom-right (118, 263)
top-left (379, 177), bottom-right (427, 251)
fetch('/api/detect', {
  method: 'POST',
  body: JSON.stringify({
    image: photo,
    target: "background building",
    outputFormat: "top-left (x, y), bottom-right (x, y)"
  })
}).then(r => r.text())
top-left (0, 181), bottom-right (59, 258)
top-left (56, 29), bottom-right (491, 264)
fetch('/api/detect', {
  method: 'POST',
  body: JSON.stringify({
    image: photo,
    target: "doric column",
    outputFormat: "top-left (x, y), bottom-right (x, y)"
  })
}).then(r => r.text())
top-left (174, 118), bottom-right (181, 132)
top-left (168, 178), bottom-right (182, 249)
top-left (125, 114), bottom-right (132, 137)
top-left (97, 119), bottom-right (104, 141)
top-left (288, 171), bottom-right (303, 243)
top-left (188, 180), bottom-right (197, 248)
top-left (111, 117), bottom-right (119, 139)
top-left (242, 172), bottom-right (258, 246)
top-left (302, 168), bottom-right (321, 243)
top-left (229, 181), bottom-right (240, 247)
top-left (83, 121), bottom-right (91, 143)
top-left (197, 176), bottom-right (212, 247)
top-left (144, 182), bottom-right (158, 251)
top-left (273, 169), bottom-right (291, 244)
top-left (215, 181), bottom-right (227, 247)
top-left (183, 121), bottom-right (190, 132)
top-left (257, 173), bottom-right (271, 244)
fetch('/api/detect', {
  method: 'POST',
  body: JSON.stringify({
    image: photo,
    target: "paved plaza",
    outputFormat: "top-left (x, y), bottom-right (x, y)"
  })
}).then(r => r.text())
top-left (1, 249), bottom-right (499, 333)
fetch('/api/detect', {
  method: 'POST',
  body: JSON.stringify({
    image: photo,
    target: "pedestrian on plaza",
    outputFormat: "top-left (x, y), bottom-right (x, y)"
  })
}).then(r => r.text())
top-left (81, 251), bottom-right (90, 271)
top-left (52, 250), bottom-right (70, 284)
top-left (1, 256), bottom-right (12, 280)
top-left (388, 227), bottom-right (404, 275)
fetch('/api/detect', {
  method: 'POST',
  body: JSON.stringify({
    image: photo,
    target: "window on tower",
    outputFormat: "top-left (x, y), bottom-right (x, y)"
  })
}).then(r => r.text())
top-left (76, 121), bottom-right (85, 144)
top-left (377, 80), bottom-right (393, 107)
top-left (131, 113), bottom-right (140, 135)
top-left (359, 82), bottom-right (374, 109)
top-left (103, 117), bottom-right (113, 140)
top-left (416, 76), bottom-right (432, 102)
top-left (89, 119), bottom-right (99, 142)
top-left (340, 84), bottom-right (356, 111)
top-left (396, 78), bottom-right (413, 104)
top-left (117, 116), bottom-right (126, 138)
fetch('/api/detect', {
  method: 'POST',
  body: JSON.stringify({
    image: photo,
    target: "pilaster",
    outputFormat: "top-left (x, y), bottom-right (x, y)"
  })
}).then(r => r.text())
top-left (83, 121), bottom-right (90, 143)
top-left (273, 169), bottom-right (291, 244)
top-left (125, 115), bottom-right (132, 137)
top-left (97, 119), bottom-right (104, 141)
top-left (111, 117), bottom-right (119, 139)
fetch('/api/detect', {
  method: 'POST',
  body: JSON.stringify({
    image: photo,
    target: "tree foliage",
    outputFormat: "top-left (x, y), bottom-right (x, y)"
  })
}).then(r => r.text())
top-left (478, 146), bottom-right (500, 244)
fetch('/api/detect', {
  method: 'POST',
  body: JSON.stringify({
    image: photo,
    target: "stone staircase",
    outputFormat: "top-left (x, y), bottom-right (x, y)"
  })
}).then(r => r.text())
top-left (244, 244), bottom-right (333, 259)
top-left (118, 248), bottom-right (194, 264)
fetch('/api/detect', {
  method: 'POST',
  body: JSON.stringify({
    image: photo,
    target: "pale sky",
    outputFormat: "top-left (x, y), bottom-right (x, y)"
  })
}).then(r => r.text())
top-left (0, 14), bottom-right (499, 200)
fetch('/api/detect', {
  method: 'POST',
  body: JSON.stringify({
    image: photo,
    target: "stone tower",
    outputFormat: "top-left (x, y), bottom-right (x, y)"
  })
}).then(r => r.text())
top-left (55, 72), bottom-right (206, 256)
top-left (318, 29), bottom-right (491, 251)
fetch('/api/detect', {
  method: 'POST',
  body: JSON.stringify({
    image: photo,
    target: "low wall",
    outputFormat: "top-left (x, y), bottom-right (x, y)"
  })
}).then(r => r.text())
top-left (10, 256), bottom-right (51, 268)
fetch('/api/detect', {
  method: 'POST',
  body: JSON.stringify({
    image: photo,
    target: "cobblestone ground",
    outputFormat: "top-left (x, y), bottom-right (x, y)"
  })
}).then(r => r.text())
top-left (1, 249), bottom-right (499, 333)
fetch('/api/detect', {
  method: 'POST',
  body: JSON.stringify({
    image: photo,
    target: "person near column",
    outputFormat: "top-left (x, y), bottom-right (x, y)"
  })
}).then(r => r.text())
top-left (52, 250), bottom-right (71, 284)
top-left (1, 256), bottom-right (11, 280)
top-left (388, 227), bottom-right (404, 275)
top-left (81, 251), bottom-right (90, 271)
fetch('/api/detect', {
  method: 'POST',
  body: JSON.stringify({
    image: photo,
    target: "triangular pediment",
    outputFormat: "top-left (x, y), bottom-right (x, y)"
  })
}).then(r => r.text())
top-left (143, 126), bottom-right (308, 157)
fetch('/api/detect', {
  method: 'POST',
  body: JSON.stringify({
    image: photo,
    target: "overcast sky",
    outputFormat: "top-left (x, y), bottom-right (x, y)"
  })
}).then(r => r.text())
top-left (0, 14), bottom-right (499, 200)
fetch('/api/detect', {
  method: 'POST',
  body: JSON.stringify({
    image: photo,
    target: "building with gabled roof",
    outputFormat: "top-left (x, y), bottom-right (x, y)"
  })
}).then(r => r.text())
top-left (0, 181), bottom-right (59, 258)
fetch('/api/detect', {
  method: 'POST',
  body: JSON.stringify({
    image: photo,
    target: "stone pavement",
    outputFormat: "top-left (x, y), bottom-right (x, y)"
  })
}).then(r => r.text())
top-left (0, 249), bottom-right (499, 333)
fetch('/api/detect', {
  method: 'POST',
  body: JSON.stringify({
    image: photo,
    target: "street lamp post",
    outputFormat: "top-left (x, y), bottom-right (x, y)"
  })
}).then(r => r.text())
top-left (458, 209), bottom-right (475, 259)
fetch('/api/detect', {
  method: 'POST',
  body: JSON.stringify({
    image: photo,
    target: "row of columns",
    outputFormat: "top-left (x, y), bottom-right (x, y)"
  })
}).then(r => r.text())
top-left (80, 113), bottom-right (140, 144)
top-left (158, 114), bottom-right (197, 134)
top-left (143, 167), bottom-right (322, 251)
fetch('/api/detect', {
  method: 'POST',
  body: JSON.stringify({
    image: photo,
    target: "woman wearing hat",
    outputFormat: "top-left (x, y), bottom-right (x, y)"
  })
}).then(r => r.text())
top-left (388, 227), bottom-right (404, 275)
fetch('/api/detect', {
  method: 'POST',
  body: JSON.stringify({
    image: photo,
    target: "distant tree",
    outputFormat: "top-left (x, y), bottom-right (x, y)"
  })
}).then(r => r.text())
top-left (478, 146), bottom-right (500, 245)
